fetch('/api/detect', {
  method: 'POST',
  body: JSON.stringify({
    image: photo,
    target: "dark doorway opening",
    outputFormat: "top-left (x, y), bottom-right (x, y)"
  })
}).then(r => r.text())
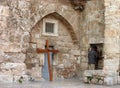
top-left (90, 43), bottom-right (104, 70)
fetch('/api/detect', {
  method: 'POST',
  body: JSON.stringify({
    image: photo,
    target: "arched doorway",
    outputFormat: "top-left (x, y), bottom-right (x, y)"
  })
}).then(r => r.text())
top-left (25, 12), bottom-right (80, 80)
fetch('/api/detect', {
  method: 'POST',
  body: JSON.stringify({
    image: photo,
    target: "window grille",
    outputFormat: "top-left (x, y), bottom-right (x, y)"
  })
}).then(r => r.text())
top-left (42, 19), bottom-right (58, 36)
top-left (45, 22), bottom-right (54, 33)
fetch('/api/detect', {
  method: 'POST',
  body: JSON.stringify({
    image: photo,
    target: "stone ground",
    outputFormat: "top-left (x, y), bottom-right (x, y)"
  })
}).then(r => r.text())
top-left (0, 80), bottom-right (120, 88)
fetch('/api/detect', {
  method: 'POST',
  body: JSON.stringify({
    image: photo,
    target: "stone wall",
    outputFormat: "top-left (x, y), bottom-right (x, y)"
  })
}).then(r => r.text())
top-left (83, 70), bottom-right (120, 85)
top-left (1, 0), bottom-right (118, 83)
top-left (30, 14), bottom-right (80, 79)
top-left (76, 0), bottom-right (105, 78)
top-left (0, 0), bottom-right (29, 82)
top-left (0, 0), bottom-right (80, 82)
top-left (104, 0), bottom-right (120, 75)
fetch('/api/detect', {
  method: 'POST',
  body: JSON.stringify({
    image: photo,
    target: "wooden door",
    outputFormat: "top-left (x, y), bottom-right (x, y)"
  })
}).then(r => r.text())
top-left (42, 51), bottom-right (53, 80)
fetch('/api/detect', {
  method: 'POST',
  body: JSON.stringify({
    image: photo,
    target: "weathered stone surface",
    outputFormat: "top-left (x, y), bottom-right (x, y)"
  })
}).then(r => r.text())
top-left (1, 63), bottom-right (26, 70)
top-left (1, 0), bottom-right (79, 82)
top-left (83, 69), bottom-right (119, 85)
top-left (0, 63), bottom-right (27, 82)
top-left (104, 0), bottom-right (120, 75)
top-left (118, 76), bottom-right (120, 84)
top-left (57, 66), bottom-right (76, 79)
top-left (0, 6), bottom-right (9, 17)
top-left (0, 0), bottom-right (120, 84)
top-left (33, 66), bottom-right (42, 77)
top-left (104, 59), bottom-right (119, 67)
top-left (79, 63), bottom-right (88, 70)
top-left (84, 70), bottom-right (105, 77)
top-left (37, 54), bottom-right (44, 66)
top-left (0, 63), bottom-right (26, 75)
top-left (13, 75), bottom-right (29, 82)
top-left (0, 20), bottom-right (7, 28)
top-left (104, 76), bottom-right (116, 85)
top-left (1, 53), bottom-right (26, 63)
top-left (84, 70), bottom-right (105, 84)
top-left (0, 75), bottom-right (13, 83)
top-left (77, 0), bottom-right (105, 77)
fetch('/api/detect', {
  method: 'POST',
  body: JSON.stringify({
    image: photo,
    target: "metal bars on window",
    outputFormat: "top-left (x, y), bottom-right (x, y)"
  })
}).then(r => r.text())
top-left (45, 22), bottom-right (54, 33)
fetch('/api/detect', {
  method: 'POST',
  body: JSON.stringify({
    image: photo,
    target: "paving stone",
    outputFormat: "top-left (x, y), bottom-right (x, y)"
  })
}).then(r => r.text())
top-left (0, 80), bottom-right (120, 88)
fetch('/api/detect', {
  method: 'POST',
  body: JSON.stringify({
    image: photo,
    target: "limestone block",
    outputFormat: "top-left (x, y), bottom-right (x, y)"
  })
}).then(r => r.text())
top-left (104, 44), bottom-right (120, 53)
top-left (23, 34), bottom-right (30, 43)
top-left (104, 58), bottom-right (119, 70)
top-left (91, 77), bottom-right (98, 84)
top-left (14, 76), bottom-right (22, 82)
top-left (17, 1), bottom-right (30, 18)
top-left (31, 67), bottom-right (42, 78)
top-left (104, 76), bottom-right (114, 85)
top-left (84, 70), bottom-right (104, 77)
top-left (53, 68), bottom-right (57, 80)
top-left (84, 70), bottom-right (93, 77)
top-left (62, 54), bottom-right (69, 59)
top-left (57, 64), bottom-right (64, 68)
top-left (1, 63), bottom-right (26, 75)
top-left (104, 59), bottom-right (119, 67)
top-left (14, 75), bottom-right (29, 82)
top-left (63, 59), bottom-right (72, 68)
top-left (37, 40), bottom-right (45, 48)
top-left (113, 76), bottom-right (118, 85)
top-left (4, 53), bottom-right (26, 63)
top-left (98, 80), bottom-right (104, 85)
top-left (105, 29), bottom-right (119, 37)
top-left (53, 55), bottom-right (58, 65)
top-left (0, 20), bottom-right (7, 28)
top-left (80, 56), bottom-right (87, 63)
top-left (83, 77), bottom-right (88, 83)
top-left (89, 38), bottom-right (97, 44)
top-left (0, 54), bottom-right (5, 63)
top-left (18, 0), bottom-right (30, 9)
top-left (81, 51), bottom-right (86, 56)
top-left (0, 43), bottom-right (21, 52)
top-left (70, 49), bottom-right (80, 55)
top-left (38, 54), bottom-right (44, 66)
top-left (1, 63), bottom-right (26, 71)
top-left (118, 76), bottom-right (120, 84)
top-left (76, 57), bottom-right (82, 64)
top-left (35, 34), bottom-right (40, 39)
top-left (22, 75), bottom-right (30, 82)
top-left (104, 66), bottom-right (119, 72)
top-left (31, 43), bottom-right (36, 49)
top-left (84, 75), bottom-right (104, 84)
top-left (31, 59), bottom-right (38, 64)
top-left (0, 6), bottom-right (9, 16)
top-left (0, 75), bottom-right (13, 83)
top-left (0, 70), bottom-right (13, 75)
top-left (46, 4), bottom-right (56, 12)
top-left (80, 63), bottom-right (88, 70)
top-left (104, 74), bottom-right (118, 85)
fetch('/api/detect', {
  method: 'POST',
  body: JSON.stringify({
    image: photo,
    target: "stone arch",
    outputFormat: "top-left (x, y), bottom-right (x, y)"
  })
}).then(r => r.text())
top-left (30, 12), bottom-right (78, 44)
top-left (27, 11), bottom-right (80, 79)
